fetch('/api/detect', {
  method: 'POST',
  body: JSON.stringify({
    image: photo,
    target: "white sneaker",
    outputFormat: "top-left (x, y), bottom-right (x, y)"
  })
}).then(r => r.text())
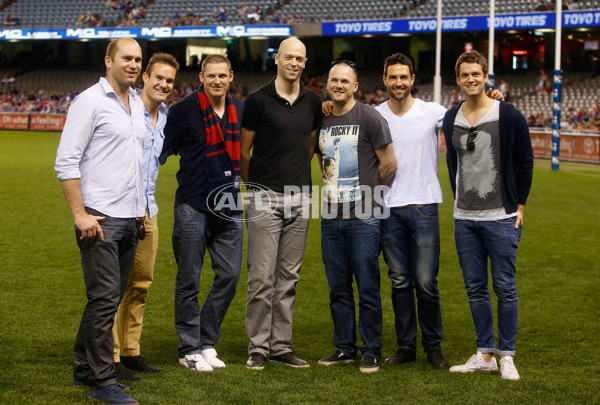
top-left (500, 356), bottom-right (520, 380)
top-left (449, 352), bottom-right (498, 373)
top-left (179, 353), bottom-right (213, 372)
top-left (201, 348), bottom-right (226, 369)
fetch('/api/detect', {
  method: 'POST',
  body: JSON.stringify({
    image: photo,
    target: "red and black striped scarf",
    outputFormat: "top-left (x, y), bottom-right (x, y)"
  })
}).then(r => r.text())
top-left (197, 85), bottom-right (242, 214)
top-left (197, 84), bottom-right (240, 173)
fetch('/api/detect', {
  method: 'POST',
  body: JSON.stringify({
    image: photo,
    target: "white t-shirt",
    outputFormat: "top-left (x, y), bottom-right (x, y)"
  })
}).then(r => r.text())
top-left (376, 99), bottom-right (445, 207)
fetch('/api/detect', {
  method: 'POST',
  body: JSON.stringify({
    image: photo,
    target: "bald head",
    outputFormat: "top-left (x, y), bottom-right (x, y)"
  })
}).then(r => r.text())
top-left (106, 37), bottom-right (141, 61)
top-left (275, 37), bottom-right (307, 84)
top-left (277, 37), bottom-right (306, 56)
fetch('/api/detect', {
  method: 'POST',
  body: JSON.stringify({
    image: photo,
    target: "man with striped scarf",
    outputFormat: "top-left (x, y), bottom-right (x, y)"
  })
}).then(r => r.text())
top-left (160, 54), bottom-right (244, 372)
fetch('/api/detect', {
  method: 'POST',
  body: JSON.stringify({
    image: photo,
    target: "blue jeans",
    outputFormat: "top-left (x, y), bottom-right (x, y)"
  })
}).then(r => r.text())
top-left (454, 218), bottom-right (521, 356)
top-left (173, 203), bottom-right (243, 357)
top-left (380, 204), bottom-right (443, 352)
top-left (73, 208), bottom-right (138, 389)
top-left (321, 217), bottom-right (382, 359)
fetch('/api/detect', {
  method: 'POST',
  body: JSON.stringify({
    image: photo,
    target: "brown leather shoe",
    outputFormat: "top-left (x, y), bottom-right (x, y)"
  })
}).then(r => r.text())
top-left (384, 349), bottom-right (416, 365)
top-left (426, 349), bottom-right (450, 369)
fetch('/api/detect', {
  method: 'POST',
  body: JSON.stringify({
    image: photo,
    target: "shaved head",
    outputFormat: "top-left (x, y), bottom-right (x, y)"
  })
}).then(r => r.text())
top-left (277, 37), bottom-right (306, 56)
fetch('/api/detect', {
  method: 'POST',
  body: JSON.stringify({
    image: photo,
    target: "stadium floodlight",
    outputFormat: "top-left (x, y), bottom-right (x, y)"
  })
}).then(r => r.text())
top-left (488, 0), bottom-right (496, 91)
top-left (552, 0), bottom-right (563, 171)
top-left (433, 0), bottom-right (442, 104)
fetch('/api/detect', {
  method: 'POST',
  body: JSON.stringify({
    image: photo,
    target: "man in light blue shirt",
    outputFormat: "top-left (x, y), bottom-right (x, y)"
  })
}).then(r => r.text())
top-left (55, 37), bottom-right (145, 405)
top-left (113, 53), bottom-right (179, 380)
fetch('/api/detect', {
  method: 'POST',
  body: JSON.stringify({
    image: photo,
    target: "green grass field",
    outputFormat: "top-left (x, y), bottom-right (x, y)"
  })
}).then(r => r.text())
top-left (0, 130), bottom-right (599, 404)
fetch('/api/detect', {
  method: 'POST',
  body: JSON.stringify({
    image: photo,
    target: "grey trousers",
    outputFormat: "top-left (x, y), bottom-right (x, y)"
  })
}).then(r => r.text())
top-left (245, 190), bottom-right (311, 357)
top-left (73, 208), bottom-right (138, 389)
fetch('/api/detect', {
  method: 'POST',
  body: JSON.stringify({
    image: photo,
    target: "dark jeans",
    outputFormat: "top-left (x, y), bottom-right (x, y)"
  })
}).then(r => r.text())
top-left (73, 208), bottom-right (138, 389)
top-left (380, 204), bottom-right (443, 352)
top-left (173, 204), bottom-right (243, 357)
top-left (321, 217), bottom-right (382, 359)
top-left (454, 218), bottom-right (521, 356)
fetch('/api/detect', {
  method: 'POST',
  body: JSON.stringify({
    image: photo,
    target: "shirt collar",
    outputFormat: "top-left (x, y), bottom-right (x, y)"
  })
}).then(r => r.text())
top-left (100, 77), bottom-right (137, 99)
top-left (266, 76), bottom-right (306, 105)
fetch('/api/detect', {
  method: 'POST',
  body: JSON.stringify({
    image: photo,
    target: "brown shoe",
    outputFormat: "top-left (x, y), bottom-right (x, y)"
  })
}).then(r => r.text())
top-left (384, 349), bottom-right (416, 365)
top-left (426, 349), bottom-right (450, 369)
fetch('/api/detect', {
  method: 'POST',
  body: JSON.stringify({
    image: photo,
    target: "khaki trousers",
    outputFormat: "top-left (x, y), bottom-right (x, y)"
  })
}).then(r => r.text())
top-left (112, 212), bottom-right (159, 361)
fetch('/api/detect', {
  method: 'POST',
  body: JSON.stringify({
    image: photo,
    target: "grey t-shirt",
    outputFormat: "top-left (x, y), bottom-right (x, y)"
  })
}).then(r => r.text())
top-left (318, 101), bottom-right (392, 219)
top-left (453, 100), bottom-right (514, 220)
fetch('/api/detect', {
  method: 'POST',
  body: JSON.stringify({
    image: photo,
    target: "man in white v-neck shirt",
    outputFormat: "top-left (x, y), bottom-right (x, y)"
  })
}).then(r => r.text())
top-left (441, 51), bottom-right (533, 381)
top-left (375, 53), bottom-right (449, 369)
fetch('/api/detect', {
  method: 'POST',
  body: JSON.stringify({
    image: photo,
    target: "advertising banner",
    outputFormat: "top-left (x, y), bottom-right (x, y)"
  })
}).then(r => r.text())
top-left (0, 113), bottom-right (29, 130)
top-left (321, 10), bottom-right (600, 36)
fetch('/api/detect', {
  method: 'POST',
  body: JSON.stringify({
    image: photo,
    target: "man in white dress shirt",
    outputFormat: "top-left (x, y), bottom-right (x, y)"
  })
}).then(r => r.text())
top-left (55, 37), bottom-right (145, 405)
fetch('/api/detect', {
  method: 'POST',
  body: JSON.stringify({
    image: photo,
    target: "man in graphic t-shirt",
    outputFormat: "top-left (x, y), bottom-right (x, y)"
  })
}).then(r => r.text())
top-left (316, 60), bottom-right (397, 374)
top-left (441, 51), bottom-right (533, 381)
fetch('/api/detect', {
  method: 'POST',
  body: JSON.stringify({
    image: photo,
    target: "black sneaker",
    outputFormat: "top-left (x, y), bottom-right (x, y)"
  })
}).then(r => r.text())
top-left (384, 349), bottom-right (416, 365)
top-left (426, 348), bottom-right (450, 369)
top-left (269, 352), bottom-right (310, 368)
top-left (359, 354), bottom-right (379, 373)
top-left (120, 355), bottom-right (163, 373)
top-left (115, 362), bottom-right (142, 381)
top-left (318, 349), bottom-right (355, 366)
top-left (246, 353), bottom-right (266, 370)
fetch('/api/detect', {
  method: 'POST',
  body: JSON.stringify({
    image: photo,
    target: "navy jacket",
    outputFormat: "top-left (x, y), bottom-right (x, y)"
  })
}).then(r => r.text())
top-left (441, 100), bottom-right (534, 215)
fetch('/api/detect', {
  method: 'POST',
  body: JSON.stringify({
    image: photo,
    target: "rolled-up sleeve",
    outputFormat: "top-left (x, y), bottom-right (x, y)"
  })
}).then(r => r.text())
top-left (55, 93), bottom-right (95, 180)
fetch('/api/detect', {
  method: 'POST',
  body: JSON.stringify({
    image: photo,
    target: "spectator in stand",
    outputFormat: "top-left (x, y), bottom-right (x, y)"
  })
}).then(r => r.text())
top-left (577, 105), bottom-right (589, 124)
top-left (547, 0), bottom-right (556, 9)
top-left (105, 0), bottom-right (119, 9)
top-left (76, 13), bottom-right (87, 27)
top-left (270, 12), bottom-right (282, 24)
top-left (536, 70), bottom-right (548, 93)
top-left (526, 115), bottom-right (535, 127)
top-left (246, 5), bottom-right (262, 23)
top-left (237, 3), bottom-right (246, 17)
top-left (368, 89), bottom-right (387, 106)
top-left (124, 0), bottom-right (135, 15)
top-left (534, 0), bottom-right (548, 11)
top-left (499, 79), bottom-right (510, 102)
top-left (182, 9), bottom-right (195, 25)
top-left (451, 89), bottom-right (463, 105)
top-left (356, 89), bottom-right (367, 103)
top-left (567, 0), bottom-right (581, 10)
top-left (591, 101), bottom-right (600, 119)
top-left (214, 4), bottom-right (229, 22)
top-left (562, 114), bottom-right (575, 131)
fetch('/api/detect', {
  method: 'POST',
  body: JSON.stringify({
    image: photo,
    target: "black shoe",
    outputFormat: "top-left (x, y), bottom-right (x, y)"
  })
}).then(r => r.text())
top-left (318, 349), bottom-right (356, 366)
top-left (120, 355), bottom-right (163, 373)
top-left (384, 349), bottom-right (416, 365)
top-left (426, 348), bottom-right (450, 369)
top-left (115, 362), bottom-right (143, 381)
top-left (246, 353), bottom-right (266, 370)
top-left (359, 354), bottom-right (379, 373)
top-left (269, 352), bottom-right (310, 368)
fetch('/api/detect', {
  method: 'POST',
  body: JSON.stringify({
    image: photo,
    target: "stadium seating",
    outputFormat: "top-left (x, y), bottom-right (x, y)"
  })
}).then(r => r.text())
top-left (4, 0), bottom-right (600, 29)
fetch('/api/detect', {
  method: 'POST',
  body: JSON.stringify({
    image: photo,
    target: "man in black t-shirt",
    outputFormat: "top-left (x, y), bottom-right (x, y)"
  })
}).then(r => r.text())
top-left (241, 37), bottom-right (322, 370)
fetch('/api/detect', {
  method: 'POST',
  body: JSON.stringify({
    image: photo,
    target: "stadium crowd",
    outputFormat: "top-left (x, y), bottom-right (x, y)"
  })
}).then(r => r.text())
top-left (3, 71), bottom-right (600, 134)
